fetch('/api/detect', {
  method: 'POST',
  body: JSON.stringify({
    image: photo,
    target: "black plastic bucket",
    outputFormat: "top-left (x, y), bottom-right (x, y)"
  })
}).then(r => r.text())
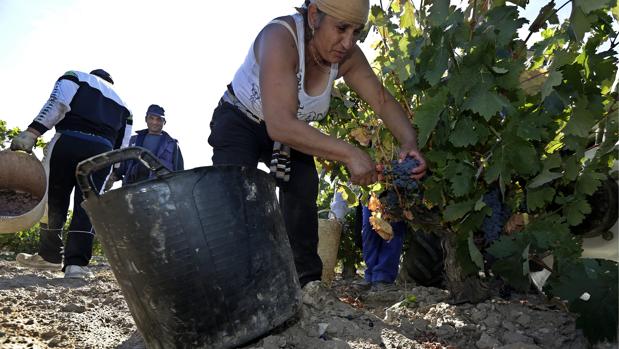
top-left (77, 147), bottom-right (302, 349)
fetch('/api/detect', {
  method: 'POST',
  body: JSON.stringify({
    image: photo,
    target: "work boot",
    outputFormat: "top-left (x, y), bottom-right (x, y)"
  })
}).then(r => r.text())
top-left (370, 281), bottom-right (400, 293)
top-left (16, 253), bottom-right (61, 270)
top-left (351, 279), bottom-right (372, 291)
top-left (64, 265), bottom-right (94, 279)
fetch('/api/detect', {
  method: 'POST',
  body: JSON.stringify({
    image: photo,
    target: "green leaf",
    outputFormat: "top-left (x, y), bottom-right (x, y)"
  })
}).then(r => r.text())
top-left (444, 198), bottom-right (477, 222)
top-left (447, 67), bottom-right (482, 103)
top-left (462, 89), bottom-right (509, 121)
top-left (428, 0), bottom-right (450, 27)
top-left (491, 251), bottom-right (531, 292)
top-left (528, 171), bottom-right (563, 188)
top-left (491, 66), bottom-right (509, 74)
top-left (423, 179), bottom-right (446, 207)
top-left (424, 45), bottom-right (449, 86)
top-left (400, 0), bottom-right (416, 30)
top-left (487, 235), bottom-right (527, 259)
top-left (613, 2), bottom-right (619, 21)
top-left (576, 170), bottom-right (605, 196)
top-left (390, 0), bottom-right (401, 13)
top-left (414, 90), bottom-right (448, 148)
top-left (541, 70), bottom-right (563, 100)
top-left (517, 113), bottom-right (549, 141)
top-left (551, 50), bottom-right (578, 69)
top-left (569, 6), bottom-right (592, 41)
top-left (468, 232), bottom-right (485, 270)
top-left (506, 138), bottom-right (540, 176)
top-left (484, 146), bottom-right (510, 184)
top-left (340, 185), bottom-right (358, 205)
top-left (445, 161), bottom-right (475, 197)
top-left (449, 117), bottom-right (479, 147)
top-left (574, 0), bottom-right (612, 14)
top-left (563, 197), bottom-right (592, 226)
top-left (565, 102), bottom-right (596, 138)
top-left (526, 187), bottom-right (556, 211)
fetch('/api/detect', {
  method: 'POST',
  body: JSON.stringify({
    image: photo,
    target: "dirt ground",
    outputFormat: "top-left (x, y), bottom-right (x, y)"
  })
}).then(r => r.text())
top-left (0, 252), bottom-right (616, 349)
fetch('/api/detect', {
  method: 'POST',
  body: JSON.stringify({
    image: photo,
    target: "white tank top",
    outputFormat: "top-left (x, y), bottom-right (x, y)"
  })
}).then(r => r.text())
top-left (231, 13), bottom-right (339, 122)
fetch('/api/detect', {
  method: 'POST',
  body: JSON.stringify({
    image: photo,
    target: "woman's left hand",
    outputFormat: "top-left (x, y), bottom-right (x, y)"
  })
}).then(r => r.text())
top-left (399, 148), bottom-right (427, 181)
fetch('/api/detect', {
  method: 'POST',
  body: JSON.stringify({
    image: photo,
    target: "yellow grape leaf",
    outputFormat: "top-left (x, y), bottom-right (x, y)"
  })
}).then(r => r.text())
top-left (351, 127), bottom-right (371, 146)
top-left (369, 214), bottom-right (393, 241)
top-left (520, 69), bottom-right (547, 96)
top-left (368, 193), bottom-right (382, 212)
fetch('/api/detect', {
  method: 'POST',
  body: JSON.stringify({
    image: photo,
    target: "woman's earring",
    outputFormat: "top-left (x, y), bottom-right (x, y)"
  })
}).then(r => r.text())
top-left (310, 24), bottom-right (315, 37)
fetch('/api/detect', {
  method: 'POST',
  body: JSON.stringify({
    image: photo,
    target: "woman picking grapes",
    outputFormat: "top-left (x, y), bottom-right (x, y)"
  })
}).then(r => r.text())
top-left (208, 0), bottom-right (427, 287)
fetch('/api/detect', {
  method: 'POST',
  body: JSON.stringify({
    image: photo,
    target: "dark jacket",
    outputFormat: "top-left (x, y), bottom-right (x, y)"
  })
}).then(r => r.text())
top-left (29, 70), bottom-right (133, 148)
top-left (116, 129), bottom-right (184, 185)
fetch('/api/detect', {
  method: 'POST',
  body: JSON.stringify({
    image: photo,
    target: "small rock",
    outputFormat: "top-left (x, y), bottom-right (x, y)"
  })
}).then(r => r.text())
top-left (502, 331), bottom-right (534, 344)
top-left (516, 314), bottom-right (531, 326)
top-left (61, 303), bottom-right (86, 313)
top-left (41, 331), bottom-right (57, 340)
top-left (476, 333), bottom-right (501, 349)
top-left (483, 313), bottom-right (502, 328)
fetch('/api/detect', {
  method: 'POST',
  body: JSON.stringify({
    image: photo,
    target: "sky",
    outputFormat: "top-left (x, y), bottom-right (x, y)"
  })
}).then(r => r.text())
top-left (0, 0), bottom-right (570, 169)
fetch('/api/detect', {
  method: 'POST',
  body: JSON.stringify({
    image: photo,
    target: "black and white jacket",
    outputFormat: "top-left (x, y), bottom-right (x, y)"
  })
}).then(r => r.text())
top-left (28, 70), bottom-right (133, 149)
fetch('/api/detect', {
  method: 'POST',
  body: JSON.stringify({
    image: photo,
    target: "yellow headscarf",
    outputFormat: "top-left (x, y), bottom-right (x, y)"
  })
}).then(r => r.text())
top-left (315, 0), bottom-right (369, 26)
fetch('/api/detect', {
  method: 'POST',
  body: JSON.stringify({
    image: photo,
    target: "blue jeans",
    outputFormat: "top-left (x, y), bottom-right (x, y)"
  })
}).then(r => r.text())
top-left (361, 206), bottom-right (406, 283)
top-left (39, 134), bottom-right (111, 268)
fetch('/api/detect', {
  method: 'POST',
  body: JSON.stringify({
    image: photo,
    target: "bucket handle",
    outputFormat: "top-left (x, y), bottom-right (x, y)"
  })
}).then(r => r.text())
top-left (76, 146), bottom-right (170, 200)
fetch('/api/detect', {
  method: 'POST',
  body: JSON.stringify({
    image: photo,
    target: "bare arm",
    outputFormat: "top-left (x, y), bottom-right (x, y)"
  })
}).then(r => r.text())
top-left (341, 47), bottom-right (427, 179)
top-left (257, 24), bottom-right (377, 185)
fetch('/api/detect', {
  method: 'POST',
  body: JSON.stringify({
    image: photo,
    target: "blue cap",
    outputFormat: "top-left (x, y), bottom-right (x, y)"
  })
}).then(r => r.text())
top-left (90, 69), bottom-right (114, 84)
top-left (146, 104), bottom-right (165, 117)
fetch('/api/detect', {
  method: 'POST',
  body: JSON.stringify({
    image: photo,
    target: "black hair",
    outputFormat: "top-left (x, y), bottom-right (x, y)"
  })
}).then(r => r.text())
top-left (90, 69), bottom-right (114, 84)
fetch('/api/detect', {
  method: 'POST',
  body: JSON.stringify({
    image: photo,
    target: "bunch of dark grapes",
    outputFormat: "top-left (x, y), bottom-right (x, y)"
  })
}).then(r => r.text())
top-left (382, 157), bottom-right (420, 191)
top-left (377, 156), bottom-right (422, 221)
top-left (480, 186), bottom-right (511, 243)
top-left (378, 189), bottom-right (402, 219)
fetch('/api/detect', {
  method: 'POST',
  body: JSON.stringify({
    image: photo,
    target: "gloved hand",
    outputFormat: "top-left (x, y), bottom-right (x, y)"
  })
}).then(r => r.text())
top-left (10, 130), bottom-right (38, 153)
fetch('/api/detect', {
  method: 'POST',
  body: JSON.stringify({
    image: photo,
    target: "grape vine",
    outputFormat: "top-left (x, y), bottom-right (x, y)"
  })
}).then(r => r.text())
top-left (316, 0), bottom-right (619, 344)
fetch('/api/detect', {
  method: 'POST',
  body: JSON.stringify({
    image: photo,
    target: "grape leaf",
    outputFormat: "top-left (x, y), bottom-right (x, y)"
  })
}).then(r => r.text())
top-left (444, 198), bottom-right (477, 222)
top-left (569, 6), bottom-right (592, 41)
top-left (484, 146), bottom-right (511, 184)
top-left (526, 187), bottom-right (556, 211)
top-left (448, 67), bottom-right (482, 102)
top-left (576, 170), bottom-right (605, 196)
top-left (491, 250), bottom-right (531, 292)
top-left (414, 90), bottom-right (448, 148)
top-left (428, 0), bottom-right (450, 27)
top-left (449, 117), bottom-right (479, 147)
top-left (424, 46), bottom-right (449, 86)
top-left (574, 0), bottom-right (613, 14)
top-left (528, 171), bottom-right (563, 188)
top-left (463, 89), bottom-right (509, 121)
top-left (565, 102), bottom-right (596, 137)
top-left (445, 161), bottom-right (475, 197)
top-left (563, 197), bottom-right (591, 226)
top-left (487, 6), bottom-right (527, 45)
top-left (541, 70), bottom-right (563, 100)
top-left (400, 0), bottom-right (416, 30)
top-left (506, 138), bottom-right (539, 176)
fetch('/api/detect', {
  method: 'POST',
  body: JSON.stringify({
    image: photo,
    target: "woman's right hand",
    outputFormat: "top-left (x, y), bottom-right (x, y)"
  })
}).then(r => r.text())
top-left (345, 147), bottom-right (377, 186)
